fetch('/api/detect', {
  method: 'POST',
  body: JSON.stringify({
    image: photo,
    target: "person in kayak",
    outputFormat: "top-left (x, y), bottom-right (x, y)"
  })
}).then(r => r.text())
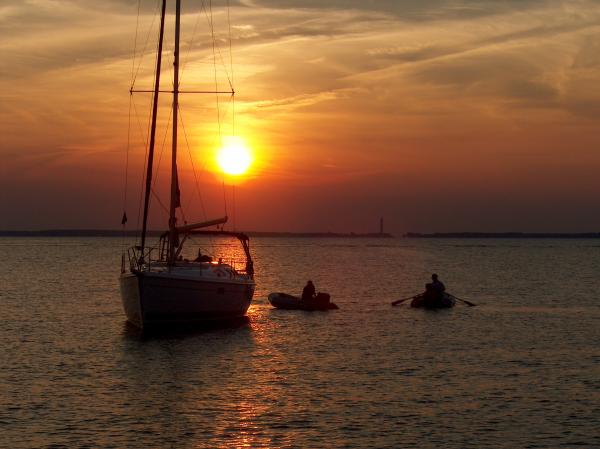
top-left (302, 280), bottom-right (316, 301)
top-left (424, 274), bottom-right (445, 306)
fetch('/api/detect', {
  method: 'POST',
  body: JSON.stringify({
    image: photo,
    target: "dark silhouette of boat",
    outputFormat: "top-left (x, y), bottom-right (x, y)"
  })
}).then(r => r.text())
top-left (410, 292), bottom-right (456, 309)
top-left (268, 293), bottom-right (339, 311)
top-left (118, 0), bottom-right (255, 329)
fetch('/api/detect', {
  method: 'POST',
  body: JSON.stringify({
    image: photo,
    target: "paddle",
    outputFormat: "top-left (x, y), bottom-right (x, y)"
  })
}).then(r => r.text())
top-left (448, 293), bottom-right (477, 307)
top-left (391, 295), bottom-right (417, 306)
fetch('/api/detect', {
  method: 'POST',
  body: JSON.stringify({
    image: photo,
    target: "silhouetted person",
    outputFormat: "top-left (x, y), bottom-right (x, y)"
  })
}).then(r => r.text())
top-left (430, 274), bottom-right (445, 294)
top-left (194, 249), bottom-right (212, 263)
top-left (424, 273), bottom-right (445, 306)
top-left (302, 280), bottom-right (316, 301)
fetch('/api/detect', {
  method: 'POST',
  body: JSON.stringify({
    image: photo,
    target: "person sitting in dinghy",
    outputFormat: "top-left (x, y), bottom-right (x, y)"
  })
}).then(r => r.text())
top-left (424, 274), bottom-right (445, 306)
top-left (302, 280), bottom-right (316, 301)
top-left (194, 249), bottom-right (212, 263)
top-left (430, 274), bottom-right (445, 294)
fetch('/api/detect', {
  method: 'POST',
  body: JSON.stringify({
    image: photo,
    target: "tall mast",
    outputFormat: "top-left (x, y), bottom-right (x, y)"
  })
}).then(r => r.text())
top-left (140, 0), bottom-right (167, 260)
top-left (168, 0), bottom-right (182, 264)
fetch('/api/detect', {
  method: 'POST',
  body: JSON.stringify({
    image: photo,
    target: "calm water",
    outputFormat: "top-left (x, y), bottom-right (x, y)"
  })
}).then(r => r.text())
top-left (1, 236), bottom-right (600, 448)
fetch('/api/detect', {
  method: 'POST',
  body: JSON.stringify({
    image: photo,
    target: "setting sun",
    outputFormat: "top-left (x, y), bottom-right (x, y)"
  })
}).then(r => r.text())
top-left (217, 137), bottom-right (252, 176)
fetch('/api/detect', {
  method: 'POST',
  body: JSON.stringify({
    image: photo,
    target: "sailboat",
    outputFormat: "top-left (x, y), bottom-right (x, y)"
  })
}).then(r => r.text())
top-left (119, 0), bottom-right (255, 329)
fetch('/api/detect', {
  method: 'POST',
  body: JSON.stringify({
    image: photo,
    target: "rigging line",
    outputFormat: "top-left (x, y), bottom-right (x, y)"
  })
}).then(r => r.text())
top-left (122, 95), bottom-right (134, 253)
top-left (131, 0), bottom-right (161, 90)
top-left (148, 63), bottom-right (172, 230)
top-left (178, 104), bottom-right (208, 221)
top-left (182, 94), bottom-right (232, 174)
top-left (208, 0), bottom-right (229, 224)
top-left (227, 0), bottom-right (235, 135)
top-left (123, 94), bottom-right (133, 225)
top-left (218, 124), bottom-right (231, 221)
top-left (130, 40), bottom-right (158, 148)
top-left (151, 188), bottom-right (170, 215)
top-left (146, 19), bottom-right (173, 207)
top-left (218, 92), bottom-right (234, 130)
top-left (200, 0), bottom-right (233, 89)
top-left (131, 94), bottom-right (154, 233)
top-left (186, 95), bottom-right (233, 174)
top-left (179, 200), bottom-right (187, 221)
top-left (180, 93), bottom-right (233, 222)
top-left (232, 182), bottom-right (236, 231)
top-left (208, 0), bottom-right (223, 152)
top-left (130, 0), bottom-right (141, 87)
top-left (179, 2), bottom-right (203, 83)
top-left (217, 96), bottom-right (235, 220)
top-left (131, 91), bottom-right (153, 146)
top-left (131, 8), bottom-right (161, 235)
top-left (151, 103), bottom-right (173, 207)
top-left (221, 169), bottom-right (229, 220)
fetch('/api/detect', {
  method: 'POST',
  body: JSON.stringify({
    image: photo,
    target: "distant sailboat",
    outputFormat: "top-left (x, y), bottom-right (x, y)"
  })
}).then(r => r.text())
top-left (120, 0), bottom-right (255, 329)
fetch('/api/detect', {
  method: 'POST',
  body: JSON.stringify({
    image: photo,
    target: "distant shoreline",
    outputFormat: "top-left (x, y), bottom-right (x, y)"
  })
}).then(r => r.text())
top-left (404, 232), bottom-right (600, 238)
top-left (0, 230), bottom-right (394, 238)
top-left (2, 230), bottom-right (600, 238)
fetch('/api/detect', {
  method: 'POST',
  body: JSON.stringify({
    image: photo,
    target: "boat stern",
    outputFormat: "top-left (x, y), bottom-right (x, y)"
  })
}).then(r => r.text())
top-left (119, 272), bottom-right (144, 328)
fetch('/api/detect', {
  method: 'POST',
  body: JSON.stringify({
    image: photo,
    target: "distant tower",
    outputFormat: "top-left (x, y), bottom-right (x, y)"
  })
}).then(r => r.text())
top-left (380, 217), bottom-right (384, 234)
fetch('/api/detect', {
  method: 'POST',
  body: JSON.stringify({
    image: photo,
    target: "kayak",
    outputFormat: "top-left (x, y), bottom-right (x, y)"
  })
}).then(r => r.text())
top-left (268, 292), bottom-right (339, 311)
top-left (410, 292), bottom-right (456, 309)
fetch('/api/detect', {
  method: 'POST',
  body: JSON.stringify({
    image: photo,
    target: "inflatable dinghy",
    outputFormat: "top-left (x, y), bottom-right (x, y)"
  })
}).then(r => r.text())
top-left (268, 292), bottom-right (339, 311)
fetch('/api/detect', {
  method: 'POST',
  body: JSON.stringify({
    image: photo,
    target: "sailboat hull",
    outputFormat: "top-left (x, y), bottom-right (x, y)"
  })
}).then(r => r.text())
top-left (119, 271), bottom-right (255, 329)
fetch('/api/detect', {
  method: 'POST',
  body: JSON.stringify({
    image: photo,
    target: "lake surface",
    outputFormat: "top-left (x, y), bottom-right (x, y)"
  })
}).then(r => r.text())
top-left (1, 236), bottom-right (599, 448)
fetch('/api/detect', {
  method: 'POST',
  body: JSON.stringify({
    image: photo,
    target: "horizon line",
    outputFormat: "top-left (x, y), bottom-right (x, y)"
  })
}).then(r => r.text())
top-left (2, 229), bottom-right (600, 238)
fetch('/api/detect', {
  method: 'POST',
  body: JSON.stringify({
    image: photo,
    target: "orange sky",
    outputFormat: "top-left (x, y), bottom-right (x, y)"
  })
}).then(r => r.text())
top-left (1, 0), bottom-right (600, 233)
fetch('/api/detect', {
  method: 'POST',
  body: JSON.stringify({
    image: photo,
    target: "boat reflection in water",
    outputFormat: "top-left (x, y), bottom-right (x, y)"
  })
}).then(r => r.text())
top-left (121, 315), bottom-right (252, 340)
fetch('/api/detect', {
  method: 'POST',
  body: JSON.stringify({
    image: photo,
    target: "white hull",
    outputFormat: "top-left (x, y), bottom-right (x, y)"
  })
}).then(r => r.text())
top-left (119, 270), bottom-right (254, 329)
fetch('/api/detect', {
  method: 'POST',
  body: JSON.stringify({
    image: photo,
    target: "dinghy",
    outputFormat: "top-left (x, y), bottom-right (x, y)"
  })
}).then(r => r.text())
top-left (268, 292), bottom-right (339, 311)
top-left (410, 292), bottom-right (456, 309)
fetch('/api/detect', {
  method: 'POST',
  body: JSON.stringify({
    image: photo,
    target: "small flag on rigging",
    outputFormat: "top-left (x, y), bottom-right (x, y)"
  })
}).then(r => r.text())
top-left (121, 212), bottom-right (128, 225)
